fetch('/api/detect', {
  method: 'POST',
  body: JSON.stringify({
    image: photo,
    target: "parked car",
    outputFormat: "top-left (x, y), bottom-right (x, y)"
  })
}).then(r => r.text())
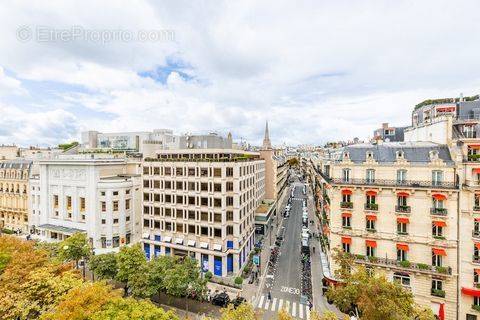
top-left (212, 292), bottom-right (230, 307)
top-left (231, 296), bottom-right (246, 308)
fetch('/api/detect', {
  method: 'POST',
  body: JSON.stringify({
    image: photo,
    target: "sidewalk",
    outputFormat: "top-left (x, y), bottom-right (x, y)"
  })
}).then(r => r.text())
top-left (306, 183), bottom-right (341, 316)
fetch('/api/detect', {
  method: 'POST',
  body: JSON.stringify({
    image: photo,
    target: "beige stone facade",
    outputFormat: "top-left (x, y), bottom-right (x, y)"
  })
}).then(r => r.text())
top-left (0, 160), bottom-right (32, 232)
top-left (311, 142), bottom-right (458, 319)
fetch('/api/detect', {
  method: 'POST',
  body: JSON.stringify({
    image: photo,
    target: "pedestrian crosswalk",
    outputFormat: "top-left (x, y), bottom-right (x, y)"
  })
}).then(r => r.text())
top-left (256, 295), bottom-right (311, 319)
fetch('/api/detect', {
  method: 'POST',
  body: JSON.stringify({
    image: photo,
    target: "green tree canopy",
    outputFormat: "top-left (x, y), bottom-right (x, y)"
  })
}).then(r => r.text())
top-left (116, 244), bottom-right (147, 292)
top-left (89, 253), bottom-right (118, 280)
top-left (91, 298), bottom-right (179, 320)
top-left (58, 233), bottom-right (91, 267)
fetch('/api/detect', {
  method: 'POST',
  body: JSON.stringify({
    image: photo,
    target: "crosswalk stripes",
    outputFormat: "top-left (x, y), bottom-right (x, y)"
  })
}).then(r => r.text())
top-left (271, 298), bottom-right (277, 311)
top-left (256, 295), bottom-right (309, 319)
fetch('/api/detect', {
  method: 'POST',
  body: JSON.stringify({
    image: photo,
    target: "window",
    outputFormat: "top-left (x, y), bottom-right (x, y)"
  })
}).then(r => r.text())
top-left (226, 167), bottom-right (234, 177)
top-left (113, 191), bottom-right (118, 196)
top-left (474, 297), bottom-right (480, 309)
top-left (342, 215), bottom-right (351, 228)
top-left (126, 189), bottom-right (130, 195)
top-left (475, 270), bottom-right (480, 284)
top-left (432, 223), bottom-right (444, 237)
top-left (397, 249), bottom-right (407, 261)
top-left (101, 201), bottom-right (106, 212)
top-left (100, 191), bottom-right (105, 196)
top-left (214, 228), bottom-right (222, 237)
top-left (366, 194), bottom-right (376, 205)
top-left (113, 218), bottom-right (119, 224)
top-left (366, 245), bottom-right (375, 257)
top-left (226, 182), bottom-right (233, 192)
top-left (53, 195), bottom-right (59, 208)
top-left (66, 196), bottom-right (72, 210)
top-left (126, 233), bottom-right (131, 244)
top-left (397, 222), bottom-right (408, 234)
top-left (366, 219), bottom-right (375, 231)
top-left (125, 199), bottom-right (130, 210)
top-left (80, 197), bottom-right (85, 211)
top-left (366, 169), bottom-right (375, 183)
top-left (342, 194), bottom-right (351, 203)
top-left (214, 168), bottom-right (222, 177)
top-left (113, 201), bottom-right (119, 211)
top-left (397, 170), bottom-right (407, 184)
top-left (226, 211), bottom-right (233, 221)
top-left (432, 170), bottom-right (443, 186)
top-left (126, 216), bottom-right (130, 222)
top-left (397, 195), bottom-right (407, 207)
top-left (393, 273), bottom-right (410, 287)
top-left (431, 279), bottom-right (443, 295)
top-left (226, 196), bottom-right (234, 206)
top-left (475, 195), bottom-right (480, 210)
top-left (432, 253), bottom-right (442, 267)
top-left (342, 242), bottom-right (350, 253)
top-left (433, 198), bottom-right (444, 209)
top-left (342, 169), bottom-right (351, 183)
top-left (101, 219), bottom-right (106, 225)
top-left (226, 225), bottom-right (233, 235)
top-left (101, 237), bottom-right (107, 248)
top-left (112, 236), bottom-right (119, 248)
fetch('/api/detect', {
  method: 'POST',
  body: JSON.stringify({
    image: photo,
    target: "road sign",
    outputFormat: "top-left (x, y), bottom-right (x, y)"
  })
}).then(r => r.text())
top-left (253, 255), bottom-right (260, 265)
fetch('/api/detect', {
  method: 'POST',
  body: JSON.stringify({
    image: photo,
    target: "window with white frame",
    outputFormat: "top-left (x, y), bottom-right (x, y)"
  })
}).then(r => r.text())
top-left (342, 169), bottom-right (351, 182)
top-left (393, 272), bottom-right (410, 287)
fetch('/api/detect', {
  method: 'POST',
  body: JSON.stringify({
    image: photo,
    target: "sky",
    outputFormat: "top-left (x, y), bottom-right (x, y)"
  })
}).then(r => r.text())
top-left (0, 0), bottom-right (479, 147)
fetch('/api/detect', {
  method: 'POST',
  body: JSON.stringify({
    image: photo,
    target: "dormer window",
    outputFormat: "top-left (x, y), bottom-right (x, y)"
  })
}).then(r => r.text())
top-left (396, 151), bottom-right (404, 159)
top-left (366, 151), bottom-right (374, 160)
top-left (429, 150), bottom-right (439, 161)
top-left (343, 151), bottom-right (350, 160)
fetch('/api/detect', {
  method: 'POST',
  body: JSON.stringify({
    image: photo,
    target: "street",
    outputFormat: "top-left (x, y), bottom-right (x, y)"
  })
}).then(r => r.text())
top-left (255, 179), bottom-right (312, 319)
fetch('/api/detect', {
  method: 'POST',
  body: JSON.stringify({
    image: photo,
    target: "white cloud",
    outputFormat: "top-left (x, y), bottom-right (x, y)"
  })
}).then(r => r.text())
top-left (0, 0), bottom-right (479, 146)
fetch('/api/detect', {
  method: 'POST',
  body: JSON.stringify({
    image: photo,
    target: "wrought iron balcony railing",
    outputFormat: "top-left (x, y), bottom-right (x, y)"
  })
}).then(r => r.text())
top-left (430, 208), bottom-right (448, 216)
top-left (324, 177), bottom-right (457, 190)
top-left (395, 205), bottom-right (411, 213)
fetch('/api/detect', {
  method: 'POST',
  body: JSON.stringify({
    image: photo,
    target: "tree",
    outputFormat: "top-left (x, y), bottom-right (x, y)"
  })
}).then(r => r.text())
top-left (91, 297), bottom-right (179, 320)
top-left (130, 255), bottom-right (174, 298)
top-left (58, 232), bottom-right (91, 268)
top-left (89, 253), bottom-right (118, 280)
top-left (219, 303), bottom-right (257, 320)
top-left (327, 248), bottom-right (436, 320)
top-left (116, 244), bottom-right (147, 293)
top-left (40, 281), bottom-right (121, 320)
top-left (163, 256), bottom-right (206, 298)
top-left (1, 264), bottom-right (82, 319)
top-left (277, 308), bottom-right (293, 320)
top-left (287, 158), bottom-right (299, 166)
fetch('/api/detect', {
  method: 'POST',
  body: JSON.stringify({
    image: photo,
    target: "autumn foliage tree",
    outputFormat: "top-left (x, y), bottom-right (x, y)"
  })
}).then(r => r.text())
top-left (326, 248), bottom-right (435, 320)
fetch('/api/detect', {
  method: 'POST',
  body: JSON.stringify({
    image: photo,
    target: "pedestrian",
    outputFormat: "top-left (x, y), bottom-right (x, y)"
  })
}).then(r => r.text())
top-left (312, 246), bottom-right (315, 254)
top-left (268, 291), bottom-right (272, 300)
top-left (309, 300), bottom-right (313, 311)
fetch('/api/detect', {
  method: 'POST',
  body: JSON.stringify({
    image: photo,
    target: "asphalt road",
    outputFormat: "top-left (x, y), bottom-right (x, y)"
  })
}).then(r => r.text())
top-left (256, 180), bottom-right (311, 320)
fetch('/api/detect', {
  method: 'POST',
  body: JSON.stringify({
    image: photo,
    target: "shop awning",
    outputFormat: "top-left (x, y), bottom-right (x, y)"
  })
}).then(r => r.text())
top-left (397, 243), bottom-right (409, 251)
top-left (473, 168), bottom-right (480, 174)
top-left (342, 212), bottom-right (352, 218)
top-left (397, 217), bottom-right (409, 224)
top-left (432, 248), bottom-right (447, 256)
top-left (365, 240), bottom-right (377, 248)
top-left (397, 192), bottom-right (410, 197)
top-left (475, 217), bottom-right (480, 222)
top-left (213, 244), bottom-right (222, 251)
top-left (432, 194), bottom-right (447, 201)
top-left (342, 189), bottom-right (352, 195)
top-left (175, 238), bottom-right (184, 245)
top-left (469, 144), bottom-right (480, 150)
top-left (433, 220), bottom-right (447, 227)
top-left (163, 236), bottom-right (172, 243)
top-left (187, 240), bottom-right (196, 247)
top-left (366, 215), bottom-right (377, 221)
top-left (200, 242), bottom-right (209, 249)
top-left (462, 287), bottom-right (480, 297)
top-left (341, 237), bottom-right (352, 244)
top-left (475, 269), bottom-right (480, 274)
top-left (366, 190), bottom-right (377, 196)
top-left (476, 243), bottom-right (480, 250)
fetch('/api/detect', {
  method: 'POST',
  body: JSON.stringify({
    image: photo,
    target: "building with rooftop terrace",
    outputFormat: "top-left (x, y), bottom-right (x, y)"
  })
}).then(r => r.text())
top-left (141, 149), bottom-right (265, 278)
top-left (29, 155), bottom-right (142, 254)
top-left (373, 122), bottom-right (407, 142)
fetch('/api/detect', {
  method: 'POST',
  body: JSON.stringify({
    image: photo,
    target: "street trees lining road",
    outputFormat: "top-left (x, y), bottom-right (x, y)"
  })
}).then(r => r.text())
top-left (327, 248), bottom-right (436, 320)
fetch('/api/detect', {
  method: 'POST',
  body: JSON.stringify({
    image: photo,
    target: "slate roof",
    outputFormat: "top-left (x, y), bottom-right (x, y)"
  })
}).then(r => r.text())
top-left (0, 159), bottom-right (33, 170)
top-left (339, 142), bottom-right (454, 164)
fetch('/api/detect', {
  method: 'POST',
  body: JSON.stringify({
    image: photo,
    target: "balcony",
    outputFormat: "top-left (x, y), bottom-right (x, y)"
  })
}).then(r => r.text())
top-left (466, 155), bottom-right (480, 162)
top-left (430, 208), bottom-right (448, 216)
top-left (326, 177), bottom-right (457, 190)
top-left (353, 255), bottom-right (452, 276)
top-left (474, 206), bottom-right (480, 212)
top-left (395, 205), bottom-right (411, 213)
top-left (473, 230), bottom-right (480, 239)
top-left (340, 202), bottom-right (353, 209)
top-left (431, 288), bottom-right (446, 298)
top-left (473, 255), bottom-right (480, 264)
top-left (364, 203), bottom-right (378, 211)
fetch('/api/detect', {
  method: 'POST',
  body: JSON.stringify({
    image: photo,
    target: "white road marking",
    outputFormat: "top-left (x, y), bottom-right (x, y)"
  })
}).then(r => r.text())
top-left (292, 302), bottom-right (297, 317)
top-left (271, 298), bottom-right (277, 311)
top-left (258, 295), bottom-right (264, 308)
top-left (278, 299), bottom-right (284, 311)
top-left (306, 309), bottom-right (311, 320)
top-left (299, 304), bottom-right (304, 319)
top-left (264, 298), bottom-right (270, 310)
top-left (285, 300), bottom-right (291, 313)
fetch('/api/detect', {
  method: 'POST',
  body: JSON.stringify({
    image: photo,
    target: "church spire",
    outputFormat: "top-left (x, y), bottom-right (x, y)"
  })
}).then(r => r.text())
top-left (262, 121), bottom-right (272, 149)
